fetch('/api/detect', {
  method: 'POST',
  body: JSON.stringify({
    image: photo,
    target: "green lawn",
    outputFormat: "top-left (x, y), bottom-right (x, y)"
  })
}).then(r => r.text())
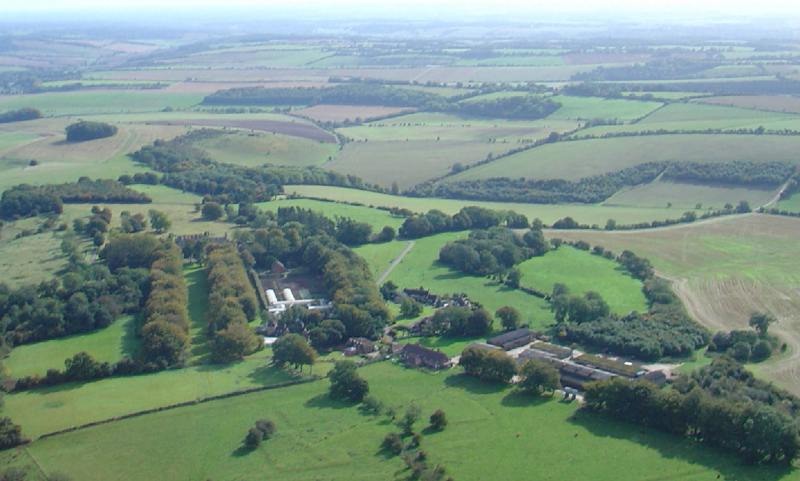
top-left (450, 134), bottom-right (800, 182)
top-left (7, 362), bottom-right (791, 481)
top-left (3, 315), bottom-right (139, 379)
top-left (286, 185), bottom-right (691, 226)
top-left (354, 240), bottom-right (411, 278)
top-left (517, 246), bottom-right (648, 314)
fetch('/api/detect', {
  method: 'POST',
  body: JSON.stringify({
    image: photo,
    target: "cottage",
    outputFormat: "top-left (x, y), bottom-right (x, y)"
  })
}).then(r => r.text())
top-left (403, 287), bottom-right (440, 306)
top-left (487, 328), bottom-right (536, 350)
top-left (398, 343), bottom-right (451, 370)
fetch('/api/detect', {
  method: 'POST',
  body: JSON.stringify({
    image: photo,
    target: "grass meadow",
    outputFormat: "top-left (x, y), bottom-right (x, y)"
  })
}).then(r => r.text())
top-left (4, 361), bottom-right (792, 481)
top-left (604, 179), bottom-right (776, 210)
top-left (0, 217), bottom-right (70, 287)
top-left (0, 90), bottom-right (204, 115)
top-left (776, 193), bottom-right (800, 213)
top-left (546, 95), bottom-right (663, 121)
top-left (287, 185), bottom-right (691, 226)
top-left (517, 246), bottom-right (648, 314)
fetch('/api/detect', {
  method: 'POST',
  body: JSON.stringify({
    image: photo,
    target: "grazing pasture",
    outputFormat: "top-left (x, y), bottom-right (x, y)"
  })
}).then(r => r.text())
top-left (548, 214), bottom-right (800, 395)
top-left (776, 193), bottom-right (800, 213)
top-left (292, 104), bottom-right (415, 122)
top-left (2, 350), bottom-right (296, 438)
top-left (3, 316), bottom-right (139, 379)
top-left (5, 362), bottom-right (788, 481)
top-left (193, 131), bottom-right (337, 167)
top-left (0, 217), bottom-right (71, 287)
top-left (449, 134), bottom-right (800, 182)
top-left (151, 118), bottom-right (336, 142)
top-left (286, 185), bottom-right (690, 226)
top-left (517, 246), bottom-right (648, 314)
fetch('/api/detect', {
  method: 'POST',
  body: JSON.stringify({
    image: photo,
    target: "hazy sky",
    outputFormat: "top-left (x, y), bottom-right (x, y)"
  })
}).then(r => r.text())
top-left (5, 0), bottom-right (800, 16)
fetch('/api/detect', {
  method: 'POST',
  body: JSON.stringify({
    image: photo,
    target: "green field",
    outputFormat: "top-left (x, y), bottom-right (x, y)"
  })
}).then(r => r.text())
top-left (776, 193), bottom-right (800, 213)
top-left (0, 217), bottom-right (70, 287)
top-left (185, 264), bottom-right (212, 363)
top-left (449, 134), bottom-right (800, 182)
top-left (0, 90), bottom-right (204, 115)
top-left (3, 350), bottom-right (297, 438)
top-left (194, 131), bottom-right (337, 167)
top-left (3, 315), bottom-right (139, 379)
top-left (287, 185), bottom-right (691, 226)
top-left (546, 95), bottom-right (663, 121)
top-left (517, 246), bottom-right (648, 314)
top-left (5, 361), bottom-right (789, 481)
top-left (605, 179), bottom-right (776, 210)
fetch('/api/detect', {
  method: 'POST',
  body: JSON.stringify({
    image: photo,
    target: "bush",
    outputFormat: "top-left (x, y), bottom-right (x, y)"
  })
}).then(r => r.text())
top-left (752, 340), bottom-right (773, 362)
top-left (429, 409), bottom-right (447, 431)
top-left (329, 360), bottom-right (369, 402)
top-left (382, 432), bottom-right (404, 455)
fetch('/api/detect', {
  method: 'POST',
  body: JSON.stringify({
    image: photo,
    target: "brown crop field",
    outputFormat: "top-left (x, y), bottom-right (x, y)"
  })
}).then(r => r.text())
top-left (151, 118), bottom-right (336, 142)
top-left (694, 95), bottom-right (800, 114)
top-left (292, 104), bottom-right (415, 123)
top-left (546, 214), bottom-right (800, 394)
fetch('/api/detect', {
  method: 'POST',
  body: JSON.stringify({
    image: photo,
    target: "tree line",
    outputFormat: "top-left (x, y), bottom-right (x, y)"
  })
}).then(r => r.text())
top-left (204, 84), bottom-right (561, 121)
top-left (398, 205), bottom-right (529, 239)
top-left (585, 357), bottom-right (800, 465)
top-left (205, 243), bottom-right (262, 363)
top-left (555, 245), bottom-right (709, 360)
top-left (0, 107), bottom-right (42, 124)
top-left (0, 178), bottom-right (151, 220)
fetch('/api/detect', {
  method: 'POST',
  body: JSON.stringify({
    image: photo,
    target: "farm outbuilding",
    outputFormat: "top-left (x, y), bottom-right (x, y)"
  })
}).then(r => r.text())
top-left (487, 328), bottom-right (536, 350)
top-left (398, 344), bottom-right (451, 370)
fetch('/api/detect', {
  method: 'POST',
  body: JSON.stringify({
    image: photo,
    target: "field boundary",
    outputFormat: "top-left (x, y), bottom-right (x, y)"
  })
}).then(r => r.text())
top-left (35, 375), bottom-right (320, 441)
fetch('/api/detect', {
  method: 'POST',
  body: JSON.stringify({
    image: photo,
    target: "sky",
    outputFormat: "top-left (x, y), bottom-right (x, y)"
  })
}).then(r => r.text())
top-left (4, 0), bottom-right (800, 16)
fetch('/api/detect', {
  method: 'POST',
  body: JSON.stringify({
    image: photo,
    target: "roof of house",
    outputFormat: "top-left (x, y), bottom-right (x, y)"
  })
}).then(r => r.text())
top-left (400, 343), bottom-right (450, 365)
top-left (487, 328), bottom-right (534, 347)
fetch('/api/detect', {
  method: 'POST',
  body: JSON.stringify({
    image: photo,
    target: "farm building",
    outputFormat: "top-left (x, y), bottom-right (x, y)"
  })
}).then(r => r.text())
top-left (344, 337), bottom-right (377, 356)
top-left (264, 288), bottom-right (332, 316)
top-left (487, 328), bottom-right (536, 350)
top-left (554, 360), bottom-right (616, 390)
top-left (271, 260), bottom-right (287, 276)
top-left (403, 287), bottom-right (441, 306)
top-left (466, 341), bottom-right (502, 353)
top-left (398, 343), bottom-right (451, 370)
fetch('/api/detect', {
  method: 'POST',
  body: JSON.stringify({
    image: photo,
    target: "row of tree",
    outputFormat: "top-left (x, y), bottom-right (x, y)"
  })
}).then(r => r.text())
top-left (205, 243), bottom-right (262, 363)
top-left (399, 205), bottom-right (529, 239)
top-left (0, 107), bottom-right (42, 124)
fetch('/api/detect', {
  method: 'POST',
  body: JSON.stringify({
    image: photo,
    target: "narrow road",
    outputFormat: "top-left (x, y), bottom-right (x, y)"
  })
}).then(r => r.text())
top-left (376, 241), bottom-right (415, 285)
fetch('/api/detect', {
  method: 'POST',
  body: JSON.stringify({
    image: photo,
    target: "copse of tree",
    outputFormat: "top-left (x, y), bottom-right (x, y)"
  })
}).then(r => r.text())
top-left (450, 95), bottom-right (561, 120)
top-left (272, 333), bottom-right (317, 371)
top-left (439, 227), bottom-right (534, 276)
top-left (243, 419), bottom-right (276, 448)
top-left (328, 360), bottom-right (370, 403)
top-left (65, 120), bottom-right (118, 142)
top-left (0, 107), bottom-right (42, 124)
top-left (335, 217), bottom-right (373, 246)
top-left (140, 240), bottom-right (190, 367)
top-left (0, 416), bottom-right (25, 450)
top-left (427, 305), bottom-right (493, 337)
top-left (308, 319), bottom-right (347, 351)
top-left (459, 346), bottom-right (517, 383)
top-left (398, 206), bottom-right (527, 239)
top-left (204, 84), bottom-right (442, 108)
top-left (148, 209), bottom-right (171, 233)
top-left (749, 311), bottom-right (776, 337)
top-left (0, 263), bottom-right (148, 345)
top-left (496, 306), bottom-right (522, 331)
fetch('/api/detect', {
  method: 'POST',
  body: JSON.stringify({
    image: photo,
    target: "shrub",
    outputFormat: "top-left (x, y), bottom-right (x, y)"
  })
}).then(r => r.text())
top-left (382, 432), bottom-right (403, 455)
top-left (429, 409), bottom-right (447, 431)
